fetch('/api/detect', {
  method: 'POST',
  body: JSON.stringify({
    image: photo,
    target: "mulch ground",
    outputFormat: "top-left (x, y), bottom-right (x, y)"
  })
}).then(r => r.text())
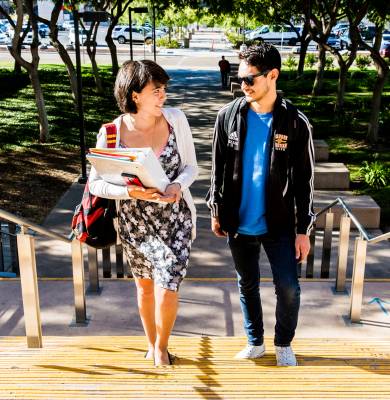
top-left (0, 146), bottom-right (80, 224)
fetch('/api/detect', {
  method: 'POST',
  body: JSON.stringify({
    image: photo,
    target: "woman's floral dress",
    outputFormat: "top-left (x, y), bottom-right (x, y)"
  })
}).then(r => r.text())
top-left (118, 125), bottom-right (192, 292)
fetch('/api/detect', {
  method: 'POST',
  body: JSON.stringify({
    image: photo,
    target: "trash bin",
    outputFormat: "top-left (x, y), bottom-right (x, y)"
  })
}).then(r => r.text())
top-left (183, 38), bottom-right (190, 48)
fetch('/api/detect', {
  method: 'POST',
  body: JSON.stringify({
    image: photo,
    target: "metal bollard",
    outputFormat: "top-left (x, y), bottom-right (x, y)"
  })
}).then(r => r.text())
top-left (335, 215), bottom-right (351, 292)
top-left (350, 237), bottom-right (367, 323)
top-left (71, 240), bottom-right (87, 323)
top-left (87, 246), bottom-right (99, 293)
top-left (321, 211), bottom-right (334, 278)
top-left (17, 231), bottom-right (42, 348)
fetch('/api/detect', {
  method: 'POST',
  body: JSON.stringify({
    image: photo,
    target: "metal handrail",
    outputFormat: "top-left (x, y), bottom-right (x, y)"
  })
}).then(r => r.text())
top-left (0, 208), bottom-right (70, 243)
top-left (315, 197), bottom-right (389, 244)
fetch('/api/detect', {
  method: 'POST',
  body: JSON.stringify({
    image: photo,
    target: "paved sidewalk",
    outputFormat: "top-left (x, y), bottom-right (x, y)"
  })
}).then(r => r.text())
top-left (3, 68), bottom-right (388, 341)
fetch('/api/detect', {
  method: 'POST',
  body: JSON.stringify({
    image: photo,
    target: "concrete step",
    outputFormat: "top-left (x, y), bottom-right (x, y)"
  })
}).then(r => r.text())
top-left (314, 139), bottom-right (329, 161)
top-left (314, 162), bottom-right (349, 189)
top-left (314, 190), bottom-right (380, 228)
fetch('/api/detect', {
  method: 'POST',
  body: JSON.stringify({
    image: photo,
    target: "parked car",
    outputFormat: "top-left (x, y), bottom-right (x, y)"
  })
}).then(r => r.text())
top-left (250, 24), bottom-right (299, 45)
top-left (327, 33), bottom-right (341, 49)
top-left (380, 42), bottom-right (390, 58)
top-left (37, 23), bottom-right (50, 38)
top-left (112, 26), bottom-right (152, 44)
top-left (68, 28), bottom-right (96, 46)
top-left (0, 31), bottom-right (9, 44)
top-left (62, 20), bottom-right (74, 31)
top-left (291, 34), bottom-right (341, 53)
top-left (332, 22), bottom-right (349, 36)
top-left (22, 31), bottom-right (42, 45)
top-left (373, 31), bottom-right (390, 47)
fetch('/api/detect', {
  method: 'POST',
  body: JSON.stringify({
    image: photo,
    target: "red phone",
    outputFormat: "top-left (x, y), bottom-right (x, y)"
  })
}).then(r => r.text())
top-left (121, 173), bottom-right (144, 187)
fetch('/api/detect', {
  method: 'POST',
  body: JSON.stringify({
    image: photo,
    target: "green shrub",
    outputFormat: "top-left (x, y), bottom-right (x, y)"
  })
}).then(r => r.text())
top-left (359, 161), bottom-right (388, 189)
top-left (305, 53), bottom-right (317, 69)
top-left (284, 54), bottom-right (298, 71)
top-left (324, 56), bottom-right (334, 70)
top-left (355, 55), bottom-right (371, 71)
top-left (156, 37), bottom-right (180, 49)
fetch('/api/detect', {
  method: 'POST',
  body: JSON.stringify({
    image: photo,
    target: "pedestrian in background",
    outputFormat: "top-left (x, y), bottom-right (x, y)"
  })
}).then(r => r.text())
top-left (218, 55), bottom-right (231, 89)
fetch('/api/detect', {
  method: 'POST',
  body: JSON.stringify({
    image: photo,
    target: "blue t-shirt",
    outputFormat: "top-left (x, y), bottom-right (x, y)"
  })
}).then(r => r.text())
top-left (238, 108), bottom-right (273, 235)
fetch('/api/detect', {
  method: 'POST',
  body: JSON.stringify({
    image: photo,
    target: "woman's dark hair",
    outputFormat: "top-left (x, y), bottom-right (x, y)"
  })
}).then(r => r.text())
top-left (114, 60), bottom-right (170, 114)
top-left (239, 43), bottom-right (281, 72)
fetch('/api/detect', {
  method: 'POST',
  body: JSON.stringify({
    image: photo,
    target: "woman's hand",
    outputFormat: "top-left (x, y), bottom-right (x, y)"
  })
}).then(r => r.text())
top-left (160, 183), bottom-right (181, 204)
top-left (127, 185), bottom-right (162, 201)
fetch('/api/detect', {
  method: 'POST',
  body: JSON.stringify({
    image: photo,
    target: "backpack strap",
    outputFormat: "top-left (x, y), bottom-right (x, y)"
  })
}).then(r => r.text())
top-left (223, 97), bottom-right (243, 134)
top-left (102, 123), bottom-right (117, 148)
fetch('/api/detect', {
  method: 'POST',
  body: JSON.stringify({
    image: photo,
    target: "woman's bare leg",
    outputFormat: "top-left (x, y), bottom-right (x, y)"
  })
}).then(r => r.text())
top-left (134, 278), bottom-right (156, 359)
top-left (154, 286), bottom-right (178, 366)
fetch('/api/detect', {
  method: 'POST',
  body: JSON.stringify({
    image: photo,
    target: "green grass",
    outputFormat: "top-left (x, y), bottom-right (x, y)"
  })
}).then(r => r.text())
top-left (0, 65), bottom-right (118, 150)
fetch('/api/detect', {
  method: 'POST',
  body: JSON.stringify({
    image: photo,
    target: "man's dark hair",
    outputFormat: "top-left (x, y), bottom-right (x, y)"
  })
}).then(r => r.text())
top-left (239, 43), bottom-right (281, 72)
top-left (114, 59), bottom-right (170, 114)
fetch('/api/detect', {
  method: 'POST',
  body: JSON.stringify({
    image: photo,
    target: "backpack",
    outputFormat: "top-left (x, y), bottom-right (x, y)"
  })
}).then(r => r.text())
top-left (71, 123), bottom-right (118, 249)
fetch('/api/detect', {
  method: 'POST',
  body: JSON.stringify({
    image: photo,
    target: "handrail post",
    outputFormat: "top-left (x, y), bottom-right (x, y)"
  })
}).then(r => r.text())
top-left (350, 237), bottom-right (367, 323)
top-left (321, 211), bottom-right (334, 278)
top-left (102, 247), bottom-right (111, 278)
top-left (335, 214), bottom-right (351, 292)
top-left (306, 226), bottom-right (315, 278)
top-left (17, 230), bottom-right (42, 348)
top-left (87, 246), bottom-right (100, 293)
top-left (115, 244), bottom-right (124, 278)
top-left (71, 240), bottom-right (87, 324)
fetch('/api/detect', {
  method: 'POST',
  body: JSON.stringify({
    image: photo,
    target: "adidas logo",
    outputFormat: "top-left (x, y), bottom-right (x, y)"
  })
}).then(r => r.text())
top-left (228, 131), bottom-right (239, 147)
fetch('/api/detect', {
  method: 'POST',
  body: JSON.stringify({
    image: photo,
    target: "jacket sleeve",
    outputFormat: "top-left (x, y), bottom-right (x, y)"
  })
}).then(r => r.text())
top-left (292, 111), bottom-right (316, 235)
top-left (206, 109), bottom-right (228, 218)
top-left (88, 126), bottom-right (131, 200)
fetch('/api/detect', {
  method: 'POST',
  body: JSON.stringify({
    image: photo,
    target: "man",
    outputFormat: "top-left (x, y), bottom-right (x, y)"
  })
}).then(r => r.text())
top-left (207, 44), bottom-right (315, 366)
top-left (218, 55), bottom-right (231, 89)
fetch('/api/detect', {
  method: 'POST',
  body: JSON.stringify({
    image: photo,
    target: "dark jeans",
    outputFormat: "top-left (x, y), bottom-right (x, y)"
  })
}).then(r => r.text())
top-left (228, 232), bottom-right (300, 347)
top-left (220, 71), bottom-right (228, 88)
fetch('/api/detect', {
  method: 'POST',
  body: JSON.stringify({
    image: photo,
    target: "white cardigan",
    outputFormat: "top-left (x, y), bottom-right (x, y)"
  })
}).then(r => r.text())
top-left (89, 108), bottom-right (198, 240)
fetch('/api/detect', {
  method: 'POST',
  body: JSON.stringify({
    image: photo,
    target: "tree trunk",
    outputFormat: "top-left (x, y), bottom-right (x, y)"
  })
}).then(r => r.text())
top-left (335, 61), bottom-right (347, 114)
top-left (51, 37), bottom-right (78, 106)
top-left (106, 23), bottom-right (118, 76)
top-left (297, 36), bottom-right (311, 78)
top-left (86, 23), bottom-right (104, 95)
top-left (29, 67), bottom-right (49, 143)
top-left (367, 62), bottom-right (389, 144)
top-left (13, 42), bottom-right (22, 74)
top-left (312, 45), bottom-right (326, 95)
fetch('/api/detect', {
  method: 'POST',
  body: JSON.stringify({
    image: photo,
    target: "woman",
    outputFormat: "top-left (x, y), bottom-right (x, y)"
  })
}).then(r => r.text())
top-left (89, 60), bottom-right (198, 366)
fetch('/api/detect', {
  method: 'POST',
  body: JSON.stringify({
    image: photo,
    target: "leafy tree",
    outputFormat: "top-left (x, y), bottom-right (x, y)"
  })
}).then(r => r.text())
top-left (3, 0), bottom-right (49, 142)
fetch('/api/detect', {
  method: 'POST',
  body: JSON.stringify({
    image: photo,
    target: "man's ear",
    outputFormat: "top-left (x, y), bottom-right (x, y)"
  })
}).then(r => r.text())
top-left (270, 69), bottom-right (280, 80)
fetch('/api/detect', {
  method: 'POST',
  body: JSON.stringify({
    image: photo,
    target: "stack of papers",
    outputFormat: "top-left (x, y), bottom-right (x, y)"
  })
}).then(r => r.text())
top-left (87, 147), bottom-right (170, 192)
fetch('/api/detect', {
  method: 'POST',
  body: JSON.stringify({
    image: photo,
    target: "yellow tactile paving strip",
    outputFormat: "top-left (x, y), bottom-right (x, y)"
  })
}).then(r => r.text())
top-left (0, 336), bottom-right (389, 399)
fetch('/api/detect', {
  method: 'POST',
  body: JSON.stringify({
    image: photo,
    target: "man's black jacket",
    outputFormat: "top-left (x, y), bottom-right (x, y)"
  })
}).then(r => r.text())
top-left (206, 95), bottom-right (315, 237)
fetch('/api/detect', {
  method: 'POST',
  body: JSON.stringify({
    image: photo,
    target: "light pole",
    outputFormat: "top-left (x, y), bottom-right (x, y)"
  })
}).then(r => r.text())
top-left (72, 9), bottom-right (109, 183)
top-left (128, 7), bottom-right (148, 61)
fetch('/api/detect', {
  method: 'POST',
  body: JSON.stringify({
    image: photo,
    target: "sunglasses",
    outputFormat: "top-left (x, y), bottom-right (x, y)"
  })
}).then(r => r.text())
top-left (237, 70), bottom-right (270, 86)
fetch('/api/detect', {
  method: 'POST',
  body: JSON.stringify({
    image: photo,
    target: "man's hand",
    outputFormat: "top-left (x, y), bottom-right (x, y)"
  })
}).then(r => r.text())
top-left (211, 216), bottom-right (227, 238)
top-left (295, 234), bottom-right (310, 263)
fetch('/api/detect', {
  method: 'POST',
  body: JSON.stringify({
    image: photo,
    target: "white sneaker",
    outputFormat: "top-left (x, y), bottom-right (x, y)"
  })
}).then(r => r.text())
top-left (234, 344), bottom-right (266, 359)
top-left (275, 345), bottom-right (298, 366)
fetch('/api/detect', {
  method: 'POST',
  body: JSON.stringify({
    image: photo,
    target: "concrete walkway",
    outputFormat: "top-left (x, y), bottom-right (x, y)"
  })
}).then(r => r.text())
top-left (2, 68), bottom-right (389, 340)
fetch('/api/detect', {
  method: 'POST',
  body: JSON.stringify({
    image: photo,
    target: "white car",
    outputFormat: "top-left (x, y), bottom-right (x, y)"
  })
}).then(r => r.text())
top-left (112, 26), bottom-right (152, 44)
top-left (68, 28), bottom-right (95, 46)
top-left (0, 31), bottom-right (9, 44)
top-left (250, 25), bottom-right (299, 46)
